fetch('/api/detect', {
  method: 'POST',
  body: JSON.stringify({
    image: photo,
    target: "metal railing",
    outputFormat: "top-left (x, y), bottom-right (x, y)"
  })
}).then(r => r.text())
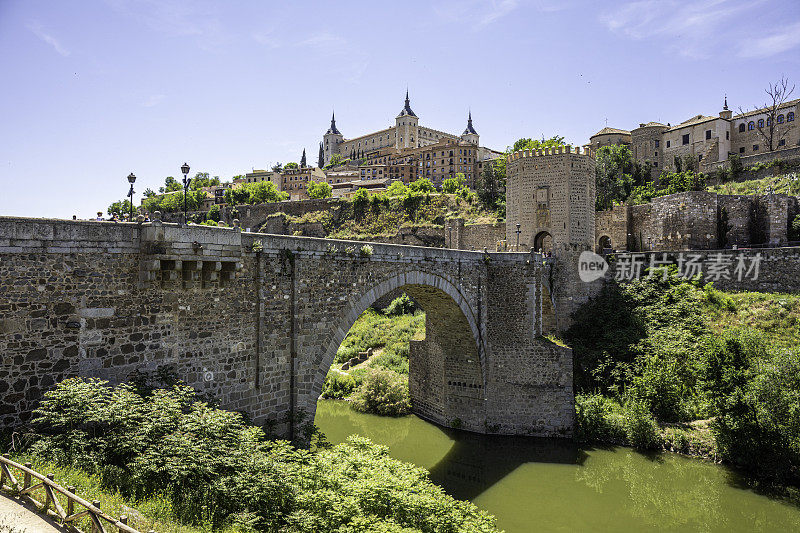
top-left (0, 454), bottom-right (154, 533)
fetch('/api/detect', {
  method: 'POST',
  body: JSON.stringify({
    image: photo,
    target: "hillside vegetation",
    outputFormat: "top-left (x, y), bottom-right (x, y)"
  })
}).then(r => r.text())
top-left (565, 272), bottom-right (800, 485)
top-left (708, 172), bottom-right (800, 196)
top-left (262, 188), bottom-right (499, 242)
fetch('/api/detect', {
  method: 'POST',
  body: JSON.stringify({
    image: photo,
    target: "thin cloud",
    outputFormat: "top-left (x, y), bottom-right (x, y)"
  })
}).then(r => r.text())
top-left (477, 0), bottom-right (520, 27)
top-left (432, 0), bottom-right (566, 31)
top-left (28, 23), bottom-right (70, 57)
top-left (299, 31), bottom-right (347, 50)
top-left (141, 94), bottom-right (166, 108)
top-left (739, 20), bottom-right (800, 58)
top-left (600, 0), bottom-right (762, 59)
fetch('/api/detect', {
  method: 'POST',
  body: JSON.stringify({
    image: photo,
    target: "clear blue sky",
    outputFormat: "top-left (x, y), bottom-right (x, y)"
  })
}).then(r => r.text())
top-left (1, 0), bottom-right (798, 219)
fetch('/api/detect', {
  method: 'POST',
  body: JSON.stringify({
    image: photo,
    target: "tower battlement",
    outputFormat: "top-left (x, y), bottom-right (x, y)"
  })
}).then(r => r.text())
top-left (506, 145), bottom-right (594, 163)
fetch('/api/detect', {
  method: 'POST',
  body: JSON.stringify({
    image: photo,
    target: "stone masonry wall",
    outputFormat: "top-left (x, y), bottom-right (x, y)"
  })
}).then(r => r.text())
top-left (0, 217), bottom-right (573, 438)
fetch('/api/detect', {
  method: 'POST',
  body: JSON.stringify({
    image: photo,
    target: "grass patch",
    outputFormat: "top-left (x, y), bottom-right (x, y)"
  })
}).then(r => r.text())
top-left (706, 291), bottom-right (800, 349)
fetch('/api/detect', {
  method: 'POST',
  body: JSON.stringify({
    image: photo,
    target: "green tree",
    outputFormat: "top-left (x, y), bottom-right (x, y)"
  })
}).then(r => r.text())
top-left (317, 142), bottom-right (324, 168)
top-left (508, 135), bottom-right (565, 153)
top-left (143, 188), bottom-right (156, 198)
top-left (284, 162), bottom-right (299, 169)
top-left (207, 204), bottom-right (221, 222)
top-left (307, 180), bottom-right (332, 199)
top-left (323, 153), bottom-right (347, 169)
top-left (189, 172), bottom-right (221, 190)
top-left (385, 180), bottom-right (408, 197)
top-left (476, 160), bottom-right (503, 210)
top-left (408, 177), bottom-right (435, 193)
top-left (271, 163), bottom-right (283, 172)
top-left (224, 186), bottom-right (250, 206)
top-left (441, 173), bottom-right (466, 194)
top-left (107, 200), bottom-right (136, 219)
top-left (159, 176), bottom-right (182, 193)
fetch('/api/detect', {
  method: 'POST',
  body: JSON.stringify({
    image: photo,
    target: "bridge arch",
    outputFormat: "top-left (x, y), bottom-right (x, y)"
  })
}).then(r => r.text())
top-left (305, 270), bottom-right (487, 430)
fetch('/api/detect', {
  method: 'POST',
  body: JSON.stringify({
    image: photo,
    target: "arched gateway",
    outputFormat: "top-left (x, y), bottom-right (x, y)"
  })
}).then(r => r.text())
top-left (0, 218), bottom-right (575, 439)
top-left (308, 272), bottom-right (485, 430)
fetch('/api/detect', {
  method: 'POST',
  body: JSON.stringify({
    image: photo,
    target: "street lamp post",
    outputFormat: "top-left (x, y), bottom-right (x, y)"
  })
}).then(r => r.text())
top-left (181, 162), bottom-right (191, 226)
top-left (127, 173), bottom-right (136, 221)
top-left (515, 223), bottom-right (521, 251)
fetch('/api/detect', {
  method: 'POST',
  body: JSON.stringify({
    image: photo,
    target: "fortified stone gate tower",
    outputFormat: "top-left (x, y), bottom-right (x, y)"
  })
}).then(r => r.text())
top-left (505, 146), bottom-right (598, 330)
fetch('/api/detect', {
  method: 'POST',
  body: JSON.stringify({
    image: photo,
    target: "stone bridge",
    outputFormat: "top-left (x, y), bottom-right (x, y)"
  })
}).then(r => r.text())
top-left (0, 217), bottom-right (573, 437)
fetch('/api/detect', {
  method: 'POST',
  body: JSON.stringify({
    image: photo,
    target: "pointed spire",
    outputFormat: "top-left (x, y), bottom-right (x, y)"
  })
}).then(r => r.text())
top-left (723, 95), bottom-right (728, 110)
top-left (326, 110), bottom-right (341, 135)
top-left (397, 90), bottom-right (417, 118)
top-left (300, 148), bottom-right (307, 168)
top-left (462, 110), bottom-right (478, 136)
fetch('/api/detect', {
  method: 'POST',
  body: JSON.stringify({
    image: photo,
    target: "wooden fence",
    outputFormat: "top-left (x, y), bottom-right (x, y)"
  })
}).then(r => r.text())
top-left (0, 454), bottom-right (154, 533)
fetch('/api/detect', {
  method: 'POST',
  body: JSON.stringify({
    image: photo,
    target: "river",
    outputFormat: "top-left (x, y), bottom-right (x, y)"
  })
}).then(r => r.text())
top-left (315, 399), bottom-right (800, 532)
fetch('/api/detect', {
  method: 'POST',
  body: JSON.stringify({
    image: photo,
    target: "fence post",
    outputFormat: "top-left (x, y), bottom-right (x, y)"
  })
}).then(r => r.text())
top-left (23, 462), bottom-right (32, 490)
top-left (67, 486), bottom-right (75, 516)
top-left (44, 473), bottom-right (55, 511)
top-left (92, 500), bottom-right (101, 533)
top-left (0, 454), bottom-right (7, 487)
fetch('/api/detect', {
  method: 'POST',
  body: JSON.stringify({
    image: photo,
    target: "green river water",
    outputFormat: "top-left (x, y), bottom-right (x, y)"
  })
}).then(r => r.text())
top-left (315, 399), bottom-right (800, 532)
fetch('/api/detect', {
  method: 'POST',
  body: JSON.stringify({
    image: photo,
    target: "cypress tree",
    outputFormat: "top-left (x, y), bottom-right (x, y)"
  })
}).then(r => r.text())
top-left (300, 149), bottom-right (307, 168)
top-left (318, 142), bottom-right (324, 168)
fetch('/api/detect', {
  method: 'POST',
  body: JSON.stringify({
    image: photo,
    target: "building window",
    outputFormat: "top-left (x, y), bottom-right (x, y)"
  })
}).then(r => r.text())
top-left (779, 139), bottom-right (786, 147)
top-left (739, 147), bottom-right (745, 153)
top-left (698, 154), bottom-right (703, 162)
top-left (788, 112), bottom-right (795, 122)
top-left (777, 114), bottom-right (785, 124)
top-left (767, 117), bottom-right (772, 126)
top-left (739, 123), bottom-right (746, 132)
top-left (654, 151), bottom-right (658, 157)
top-left (654, 162), bottom-right (658, 167)
top-left (726, 131), bottom-right (730, 140)
top-left (655, 140), bottom-right (660, 148)
top-left (705, 130), bottom-right (712, 140)
top-left (757, 119), bottom-right (764, 128)
top-left (666, 140), bottom-right (671, 148)
top-left (753, 144), bottom-right (759, 151)
top-left (682, 134), bottom-right (690, 145)
top-left (748, 121), bottom-right (755, 130)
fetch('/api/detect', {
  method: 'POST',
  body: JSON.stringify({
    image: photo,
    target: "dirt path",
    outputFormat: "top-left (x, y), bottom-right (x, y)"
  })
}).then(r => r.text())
top-left (0, 493), bottom-right (65, 533)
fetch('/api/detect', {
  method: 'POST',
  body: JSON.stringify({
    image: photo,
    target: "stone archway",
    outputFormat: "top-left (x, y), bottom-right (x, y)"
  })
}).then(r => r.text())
top-left (305, 271), bottom-right (486, 431)
top-left (598, 235), bottom-right (612, 252)
top-left (533, 231), bottom-right (553, 254)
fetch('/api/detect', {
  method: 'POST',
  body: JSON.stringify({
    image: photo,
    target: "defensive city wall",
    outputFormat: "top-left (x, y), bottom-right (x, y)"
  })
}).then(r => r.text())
top-left (0, 216), bottom-right (574, 438)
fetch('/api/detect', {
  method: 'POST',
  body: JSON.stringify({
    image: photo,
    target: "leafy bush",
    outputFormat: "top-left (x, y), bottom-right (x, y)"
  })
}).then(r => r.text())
top-left (207, 204), bottom-right (221, 222)
top-left (321, 371), bottom-right (357, 400)
top-left (224, 181), bottom-right (288, 206)
top-left (408, 178), bottom-right (435, 193)
top-left (622, 400), bottom-right (661, 450)
top-left (29, 378), bottom-right (499, 532)
top-left (791, 214), bottom-right (800, 241)
top-left (383, 293), bottom-right (415, 316)
top-left (385, 181), bottom-right (408, 197)
top-left (574, 394), bottom-right (625, 443)
top-left (359, 244), bottom-right (373, 257)
top-left (307, 180), bottom-right (332, 199)
top-left (441, 174), bottom-right (466, 194)
top-left (351, 368), bottom-right (411, 416)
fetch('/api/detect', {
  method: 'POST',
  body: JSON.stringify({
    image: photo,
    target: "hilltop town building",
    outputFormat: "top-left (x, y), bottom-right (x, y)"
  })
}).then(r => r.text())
top-left (590, 97), bottom-right (800, 177)
top-left (321, 92), bottom-right (502, 186)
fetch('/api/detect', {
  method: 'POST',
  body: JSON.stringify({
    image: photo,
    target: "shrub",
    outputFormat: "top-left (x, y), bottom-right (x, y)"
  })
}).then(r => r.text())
top-left (627, 353), bottom-right (687, 422)
top-left (575, 394), bottom-right (625, 443)
top-left (791, 214), bottom-right (800, 241)
top-left (385, 181), bottom-right (407, 197)
top-left (306, 180), bottom-right (332, 199)
top-left (623, 400), bottom-right (661, 450)
top-left (383, 293), bottom-right (415, 316)
top-left (351, 368), bottom-right (411, 416)
top-left (321, 371), bottom-right (357, 400)
top-left (207, 204), bottom-right (221, 222)
top-left (441, 174), bottom-right (466, 194)
top-left (29, 378), bottom-right (499, 531)
top-left (408, 178), bottom-right (435, 193)
top-left (359, 244), bottom-right (373, 257)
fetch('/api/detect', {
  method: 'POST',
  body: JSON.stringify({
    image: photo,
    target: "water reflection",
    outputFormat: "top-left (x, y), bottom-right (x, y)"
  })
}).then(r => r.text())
top-left (316, 400), bottom-right (800, 533)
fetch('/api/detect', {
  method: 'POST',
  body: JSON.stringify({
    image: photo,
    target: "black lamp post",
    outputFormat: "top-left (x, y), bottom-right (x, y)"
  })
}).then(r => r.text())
top-left (127, 173), bottom-right (136, 221)
top-left (181, 162), bottom-right (191, 226)
top-left (515, 223), bottom-right (521, 251)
